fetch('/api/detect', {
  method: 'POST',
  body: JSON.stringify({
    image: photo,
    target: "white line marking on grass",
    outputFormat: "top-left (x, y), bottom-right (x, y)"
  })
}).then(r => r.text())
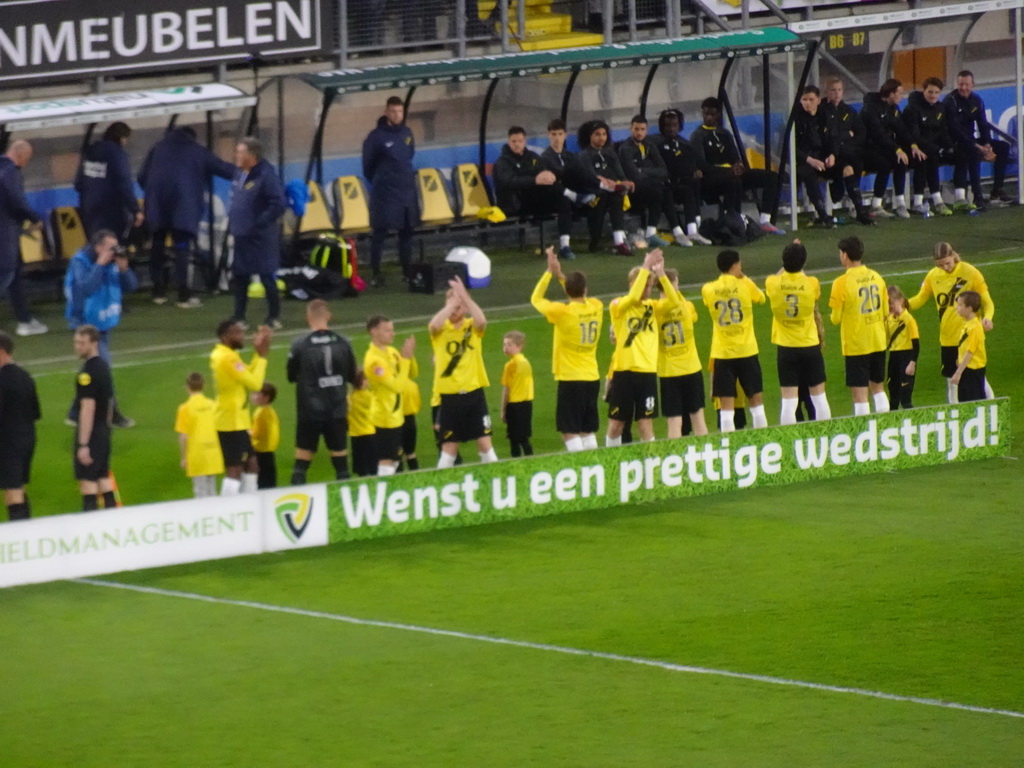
top-left (76, 577), bottom-right (1024, 721)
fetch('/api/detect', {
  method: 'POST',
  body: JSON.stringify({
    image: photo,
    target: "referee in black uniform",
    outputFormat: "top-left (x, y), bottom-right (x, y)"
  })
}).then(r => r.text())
top-left (0, 332), bottom-right (40, 521)
top-left (287, 299), bottom-right (358, 484)
top-left (73, 325), bottom-right (116, 511)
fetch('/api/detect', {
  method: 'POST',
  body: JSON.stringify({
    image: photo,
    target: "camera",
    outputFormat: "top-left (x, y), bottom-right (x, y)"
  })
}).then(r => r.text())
top-left (113, 245), bottom-right (128, 258)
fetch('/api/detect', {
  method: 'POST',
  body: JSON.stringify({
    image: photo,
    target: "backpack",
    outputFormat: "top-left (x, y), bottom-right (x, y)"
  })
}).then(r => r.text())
top-left (698, 211), bottom-right (765, 247)
top-left (309, 233), bottom-right (357, 278)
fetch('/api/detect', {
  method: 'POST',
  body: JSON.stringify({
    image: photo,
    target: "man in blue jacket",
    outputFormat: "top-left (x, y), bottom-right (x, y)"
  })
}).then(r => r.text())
top-left (138, 126), bottom-right (236, 308)
top-left (75, 122), bottom-right (143, 241)
top-left (64, 229), bottom-right (139, 427)
top-left (0, 140), bottom-right (48, 337)
top-left (362, 97), bottom-right (418, 287)
top-left (944, 70), bottom-right (1012, 210)
top-left (228, 137), bottom-right (286, 330)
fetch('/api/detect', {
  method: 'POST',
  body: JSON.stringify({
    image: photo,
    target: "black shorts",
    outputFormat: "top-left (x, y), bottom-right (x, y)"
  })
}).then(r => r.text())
top-left (351, 434), bottom-right (377, 477)
top-left (607, 370), bottom-right (658, 422)
top-left (0, 441), bottom-right (35, 490)
top-left (844, 351), bottom-right (886, 388)
top-left (295, 419), bottom-right (348, 453)
top-left (711, 355), bottom-right (764, 399)
top-left (941, 345), bottom-right (958, 378)
top-left (660, 372), bottom-right (706, 417)
top-left (556, 380), bottom-right (600, 434)
top-left (438, 389), bottom-right (492, 443)
top-left (374, 426), bottom-right (404, 464)
top-left (958, 366), bottom-right (987, 402)
top-left (218, 430), bottom-right (253, 467)
top-left (402, 414), bottom-right (418, 455)
top-left (74, 431), bottom-right (111, 482)
top-left (777, 345), bottom-right (826, 389)
top-left (505, 401), bottom-right (533, 442)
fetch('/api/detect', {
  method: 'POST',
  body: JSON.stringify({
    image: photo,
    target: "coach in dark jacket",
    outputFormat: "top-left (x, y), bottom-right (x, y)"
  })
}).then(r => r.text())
top-left (137, 126), bottom-right (236, 306)
top-left (228, 137), bottom-right (286, 328)
top-left (362, 96), bottom-right (418, 286)
top-left (944, 70), bottom-right (1012, 207)
top-left (861, 79), bottom-right (924, 216)
top-left (75, 122), bottom-right (141, 241)
top-left (0, 141), bottom-right (47, 337)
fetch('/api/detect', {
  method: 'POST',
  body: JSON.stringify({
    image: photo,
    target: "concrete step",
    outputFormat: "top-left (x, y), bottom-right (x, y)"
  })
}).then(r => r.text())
top-left (498, 12), bottom-right (573, 36)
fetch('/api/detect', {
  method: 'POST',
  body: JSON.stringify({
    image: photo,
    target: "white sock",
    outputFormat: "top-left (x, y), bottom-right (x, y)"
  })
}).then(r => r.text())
top-left (479, 448), bottom-right (498, 463)
top-left (872, 197), bottom-right (886, 208)
top-left (645, 225), bottom-right (658, 237)
top-left (564, 436), bottom-right (584, 452)
top-left (377, 464), bottom-right (396, 476)
top-left (872, 391), bottom-right (890, 413)
top-left (780, 398), bottom-right (798, 426)
top-left (946, 379), bottom-right (959, 404)
top-left (749, 404), bottom-right (768, 428)
top-left (438, 452), bottom-right (457, 469)
top-left (759, 212), bottom-right (771, 224)
top-left (559, 234), bottom-right (570, 248)
top-left (810, 393), bottom-right (831, 420)
top-left (932, 192), bottom-right (944, 205)
top-left (895, 194), bottom-right (906, 207)
top-left (695, 215), bottom-right (702, 227)
top-left (220, 477), bottom-right (241, 495)
top-left (672, 225), bottom-right (686, 238)
top-left (912, 194), bottom-right (923, 207)
top-left (954, 187), bottom-right (967, 202)
top-left (605, 434), bottom-right (622, 447)
top-left (241, 473), bottom-right (258, 493)
top-left (854, 401), bottom-right (870, 416)
top-left (686, 222), bottom-right (697, 235)
top-left (612, 230), bottom-right (626, 245)
top-left (563, 188), bottom-right (578, 203)
top-left (983, 378), bottom-right (994, 399)
top-left (719, 409), bottom-right (735, 433)
top-left (581, 434), bottom-right (599, 450)
top-left (642, 436), bottom-right (656, 443)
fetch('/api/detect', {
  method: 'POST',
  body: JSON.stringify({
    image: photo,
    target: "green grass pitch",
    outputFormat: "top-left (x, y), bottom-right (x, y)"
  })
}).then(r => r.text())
top-left (1, 210), bottom-right (1022, 765)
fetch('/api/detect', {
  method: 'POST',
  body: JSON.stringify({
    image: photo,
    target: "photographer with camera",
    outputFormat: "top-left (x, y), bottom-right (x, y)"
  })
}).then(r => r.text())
top-left (64, 229), bottom-right (138, 428)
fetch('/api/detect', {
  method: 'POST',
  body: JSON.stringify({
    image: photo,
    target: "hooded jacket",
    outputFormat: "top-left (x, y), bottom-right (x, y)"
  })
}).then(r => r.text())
top-left (493, 143), bottom-right (546, 212)
top-left (64, 245), bottom-right (139, 331)
top-left (862, 92), bottom-right (915, 156)
top-left (75, 138), bottom-right (139, 238)
top-left (902, 90), bottom-right (954, 153)
top-left (361, 115), bottom-right (418, 230)
top-left (822, 99), bottom-right (865, 153)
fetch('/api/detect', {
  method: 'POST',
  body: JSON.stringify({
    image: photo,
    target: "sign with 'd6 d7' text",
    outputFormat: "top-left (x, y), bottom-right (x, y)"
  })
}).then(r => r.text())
top-left (328, 401), bottom-right (1010, 543)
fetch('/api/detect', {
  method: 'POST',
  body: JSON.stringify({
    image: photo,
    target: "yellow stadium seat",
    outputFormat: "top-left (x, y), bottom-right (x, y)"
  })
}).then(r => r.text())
top-left (331, 175), bottom-right (371, 234)
top-left (417, 168), bottom-right (456, 227)
top-left (284, 180), bottom-right (335, 237)
top-left (452, 163), bottom-right (493, 220)
top-left (49, 206), bottom-right (87, 260)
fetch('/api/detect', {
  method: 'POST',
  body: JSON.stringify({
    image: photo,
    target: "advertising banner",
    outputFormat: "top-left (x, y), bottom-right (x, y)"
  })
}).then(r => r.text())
top-left (0, 495), bottom-right (263, 588)
top-left (327, 401), bottom-right (1010, 543)
top-left (0, 0), bottom-right (331, 85)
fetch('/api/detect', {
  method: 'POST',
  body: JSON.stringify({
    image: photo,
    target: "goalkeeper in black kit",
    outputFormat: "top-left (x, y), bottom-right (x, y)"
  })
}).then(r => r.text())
top-left (288, 299), bottom-right (358, 484)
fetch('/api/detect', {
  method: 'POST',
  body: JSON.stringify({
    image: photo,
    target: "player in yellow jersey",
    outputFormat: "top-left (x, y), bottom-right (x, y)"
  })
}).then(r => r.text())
top-left (365, 314), bottom-right (415, 476)
top-left (347, 372), bottom-right (377, 477)
top-left (250, 382), bottom-right (280, 488)
top-left (500, 330), bottom-right (534, 456)
top-left (829, 236), bottom-right (889, 415)
top-left (606, 248), bottom-right (674, 444)
top-left (428, 275), bottom-right (497, 466)
top-left (907, 241), bottom-right (995, 403)
top-left (210, 319), bottom-right (271, 494)
top-left (764, 240), bottom-right (831, 425)
top-left (654, 267), bottom-right (707, 437)
top-left (701, 249), bottom-right (768, 432)
top-left (174, 372), bottom-right (224, 498)
top-left (400, 355), bottom-right (422, 471)
top-left (884, 286), bottom-right (920, 409)
top-left (532, 246), bottom-right (604, 451)
top-left (951, 290), bottom-right (988, 402)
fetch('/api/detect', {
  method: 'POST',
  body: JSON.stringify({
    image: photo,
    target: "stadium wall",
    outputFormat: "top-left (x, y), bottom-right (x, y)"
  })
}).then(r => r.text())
top-left (0, 401), bottom-right (1009, 589)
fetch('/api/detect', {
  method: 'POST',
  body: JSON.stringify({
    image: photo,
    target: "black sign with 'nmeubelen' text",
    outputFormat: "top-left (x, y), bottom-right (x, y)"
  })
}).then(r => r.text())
top-left (0, 0), bottom-right (331, 85)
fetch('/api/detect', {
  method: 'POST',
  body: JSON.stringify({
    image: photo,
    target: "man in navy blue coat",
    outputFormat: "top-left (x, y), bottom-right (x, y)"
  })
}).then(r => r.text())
top-left (228, 137), bottom-right (286, 329)
top-left (138, 126), bottom-right (237, 308)
top-left (0, 140), bottom-right (47, 337)
top-left (75, 122), bottom-right (142, 242)
top-left (944, 70), bottom-right (1012, 210)
top-left (362, 96), bottom-right (418, 287)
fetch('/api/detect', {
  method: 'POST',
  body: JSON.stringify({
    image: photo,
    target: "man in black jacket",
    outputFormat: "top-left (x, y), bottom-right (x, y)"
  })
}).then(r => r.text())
top-left (944, 70), bottom-right (1012, 209)
top-left (0, 331), bottom-right (40, 521)
top-left (861, 79), bottom-right (925, 219)
top-left (651, 109), bottom-right (712, 246)
top-left (618, 114), bottom-right (693, 247)
top-left (822, 78), bottom-right (873, 222)
top-left (902, 77), bottom-right (956, 216)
